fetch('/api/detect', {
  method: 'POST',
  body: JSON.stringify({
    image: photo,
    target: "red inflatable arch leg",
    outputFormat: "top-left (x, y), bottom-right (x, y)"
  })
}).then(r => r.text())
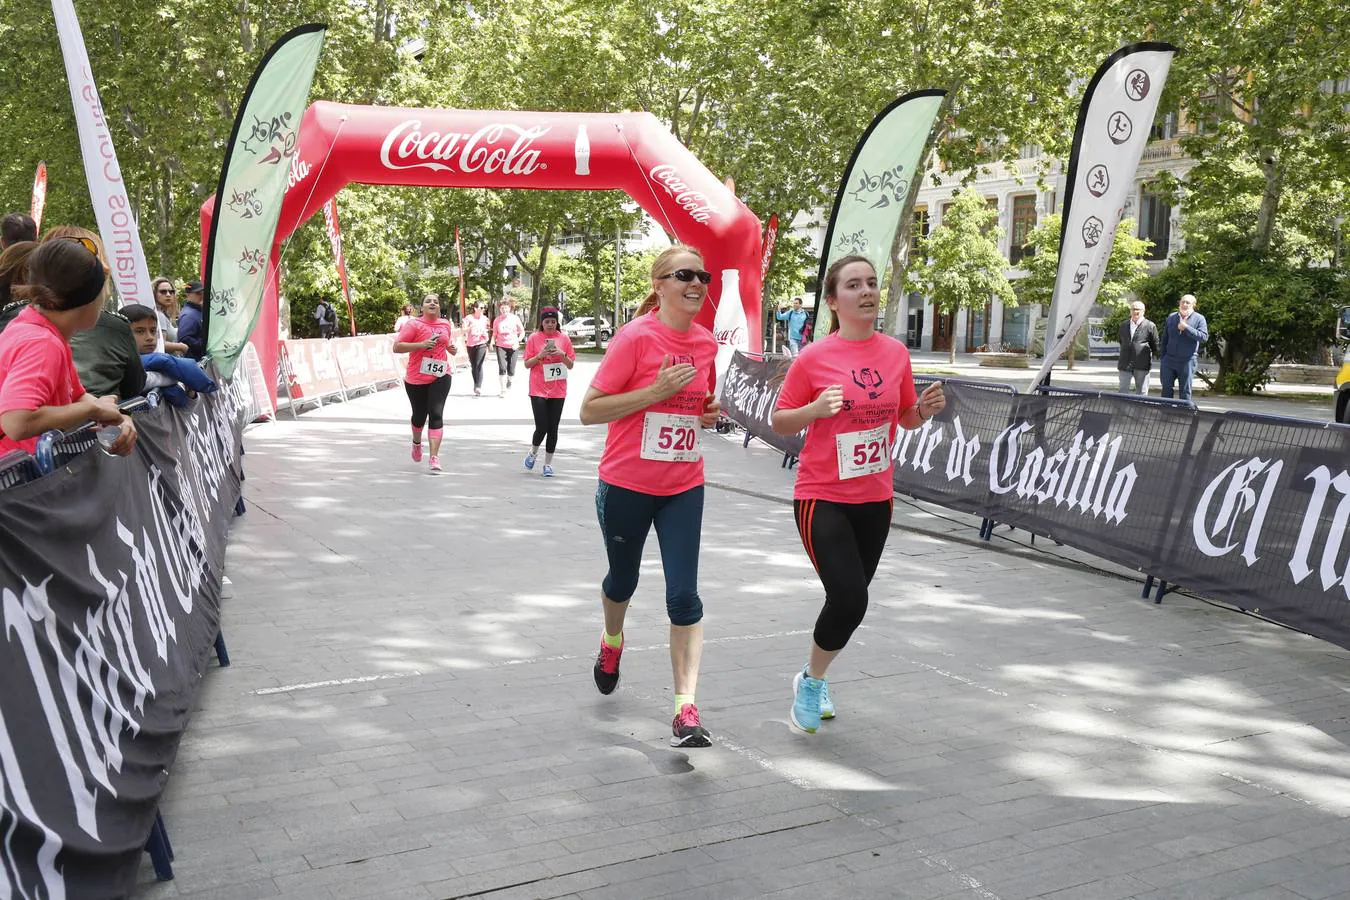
top-left (201, 102), bottom-right (763, 406)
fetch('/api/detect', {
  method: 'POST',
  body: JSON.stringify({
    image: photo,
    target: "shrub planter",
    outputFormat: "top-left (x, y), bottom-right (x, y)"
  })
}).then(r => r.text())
top-left (974, 352), bottom-right (1032, 369)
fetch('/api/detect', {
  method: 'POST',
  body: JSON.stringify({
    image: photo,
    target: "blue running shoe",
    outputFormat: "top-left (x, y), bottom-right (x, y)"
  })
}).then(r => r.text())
top-left (818, 673), bottom-right (835, 719)
top-left (542, 464), bottom-right (554, 477)
top-left (524, 451), bottom-right (537, 471)
top-left (791, 669), bottom-right (824, 734)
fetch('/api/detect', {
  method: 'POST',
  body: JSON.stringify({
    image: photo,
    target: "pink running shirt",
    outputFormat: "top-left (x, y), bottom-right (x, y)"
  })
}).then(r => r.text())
top-left (0, 306), bottom-right (87, 455)
top-left (526, 331), bottom-right (576, 399)
top-left (463, 313), bottom-right (490, 348)
top-left (775, 331), bottom-right (918, 504)
top-left (398, 317), bottom-right (455, 384)
top-left (492, 313), bottom-right (524, 349)
top-left (590, 314), bottom-right (717, 496)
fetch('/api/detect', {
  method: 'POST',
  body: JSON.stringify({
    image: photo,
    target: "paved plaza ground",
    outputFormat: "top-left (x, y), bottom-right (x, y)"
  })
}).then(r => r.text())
top-left (137, 360), bottom-right (1350, 899)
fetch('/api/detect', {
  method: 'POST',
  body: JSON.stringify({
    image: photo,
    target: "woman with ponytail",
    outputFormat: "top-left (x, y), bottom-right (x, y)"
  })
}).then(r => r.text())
top-left (0, 238), bottom-right (137, 456)
top-left (771, 255), bottom-right (944, 734)
top-left (579, 243), bottom-right (722, 748)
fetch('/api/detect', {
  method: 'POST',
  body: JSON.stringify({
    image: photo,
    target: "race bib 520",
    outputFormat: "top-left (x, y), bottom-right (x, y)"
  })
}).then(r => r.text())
top-left (640, 412), bottom-right (701, 463)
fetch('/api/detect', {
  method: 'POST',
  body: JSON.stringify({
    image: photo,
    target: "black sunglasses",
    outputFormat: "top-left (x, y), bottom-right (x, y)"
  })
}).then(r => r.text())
top-left (658, 268), bottom-right (712, 285)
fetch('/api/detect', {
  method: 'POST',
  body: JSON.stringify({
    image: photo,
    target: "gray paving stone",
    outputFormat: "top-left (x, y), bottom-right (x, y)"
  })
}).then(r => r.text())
top-left (143, 372), bottom-right (1350, 897)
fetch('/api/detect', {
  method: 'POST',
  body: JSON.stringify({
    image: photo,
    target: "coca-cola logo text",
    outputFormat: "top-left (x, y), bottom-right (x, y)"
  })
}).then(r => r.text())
top-left (715, 326), bottom-right (746, 348)
top-left (380, 120), bottom-right (550, 176)
top-left (649, 164), bottom-right (721, 224)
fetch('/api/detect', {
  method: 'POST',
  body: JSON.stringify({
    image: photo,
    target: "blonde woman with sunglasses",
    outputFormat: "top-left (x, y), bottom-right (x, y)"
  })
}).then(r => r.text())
top-left (579, 244), bottom-right (723, 747)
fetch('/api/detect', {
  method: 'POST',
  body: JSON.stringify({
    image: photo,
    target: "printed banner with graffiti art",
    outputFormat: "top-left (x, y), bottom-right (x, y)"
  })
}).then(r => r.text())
top-left (723, 351), bottom-right (1350, 651)
top-left (761, 213), bottom-right (779, 280)
top-left (0, 380), bottom-right (248, 897)
top-left (1033, 42), bottom-right (1176, 388)
top-left (204, 24), bottom-right (327, 378)
top-left (814, 89), bottom-right (946, 331)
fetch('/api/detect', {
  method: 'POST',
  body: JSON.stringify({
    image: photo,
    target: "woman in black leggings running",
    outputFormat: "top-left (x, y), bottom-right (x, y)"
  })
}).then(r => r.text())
top-left (521, 306), bottom-right (575, 476)
top-left (771, 255), bottom-right (945, 733)
top-left (393, 294), bottom-right (455, 473)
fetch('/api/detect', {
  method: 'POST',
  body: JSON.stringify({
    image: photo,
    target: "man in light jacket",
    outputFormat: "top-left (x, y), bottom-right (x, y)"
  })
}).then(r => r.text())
top-left (1116, 300), bottom-right (1160, 395)
top-left (1159, 293), bottom-right (1209, 401)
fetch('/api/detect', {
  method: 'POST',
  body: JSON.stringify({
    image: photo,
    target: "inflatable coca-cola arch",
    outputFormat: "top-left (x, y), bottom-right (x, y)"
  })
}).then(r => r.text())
top-left (201, 101), bottom-right (763, 405)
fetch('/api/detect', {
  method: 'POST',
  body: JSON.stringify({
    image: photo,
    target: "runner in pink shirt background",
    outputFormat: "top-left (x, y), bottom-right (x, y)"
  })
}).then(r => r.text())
top-left (772, 255), bottom-right (946, 734)
top-left (579, 244), bottom-right (722, 748)
top-left (491, 299), bottom-right (525, 395)
top-left (521, 307), bottom-right (575, 476)
top-left (393, 294), bottom-right (456, 473)
top-left (462, 300), bottom-right (491, 396)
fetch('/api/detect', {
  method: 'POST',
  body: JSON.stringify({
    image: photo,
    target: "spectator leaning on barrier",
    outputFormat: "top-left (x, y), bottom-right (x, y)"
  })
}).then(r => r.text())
top-left (0, 238), bottom-right (136, 456)
top-left (150, 276), bottom-right (189, 354)
top-left (1116, 301), bottom-right (1160, 395)
top-left (40, 226), bottom-right (146, 402)
top-left (1, 213), bottom-right (37, 250)
top-left (177, 281), bottom-right (206, 359)
top-left (124, 304), bottom-right (217, 407)
top-left (1159, 293), bottom-right (1209, 401)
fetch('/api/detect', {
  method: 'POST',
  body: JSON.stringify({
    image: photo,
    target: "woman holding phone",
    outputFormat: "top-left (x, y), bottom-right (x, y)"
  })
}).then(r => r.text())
top-left (522, 306), bottom-right (575, 476)
top-left (393, 294), bottom-right (455, 473)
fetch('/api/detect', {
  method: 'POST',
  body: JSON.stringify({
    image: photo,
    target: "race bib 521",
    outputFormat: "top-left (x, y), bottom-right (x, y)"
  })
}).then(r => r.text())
top-left (835, 425), bottom-right (890, 480)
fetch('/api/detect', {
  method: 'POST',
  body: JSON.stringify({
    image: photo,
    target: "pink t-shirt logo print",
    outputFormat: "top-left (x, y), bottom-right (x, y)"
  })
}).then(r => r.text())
top-left (851, 367), bottom-right (884, 400)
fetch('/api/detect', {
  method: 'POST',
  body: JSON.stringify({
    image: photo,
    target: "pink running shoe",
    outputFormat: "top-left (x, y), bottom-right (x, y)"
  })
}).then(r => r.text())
top-left (429, 455), bottom-right (442, 473)
top-left (671, 703), bottom-right (712, 748)
top-left (411, 442), bottom-right (423, 463)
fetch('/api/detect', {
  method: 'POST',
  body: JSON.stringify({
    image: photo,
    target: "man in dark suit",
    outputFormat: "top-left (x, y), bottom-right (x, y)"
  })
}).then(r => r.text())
top-left (1117, 300), bottom-right (1160, 395)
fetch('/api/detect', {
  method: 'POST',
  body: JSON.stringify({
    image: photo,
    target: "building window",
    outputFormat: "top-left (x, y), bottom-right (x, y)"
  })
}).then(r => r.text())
top-left (911, 207), bottom-right (929, 252)
top-left (1150, 109), bottom-right (1178, 141)
top-left (1019, 143), bottom-right (1041, 159)
top-left (1138, 192), bottom-right (1172, 261)
top-left (1009, 194), bottom-right (1037, 264)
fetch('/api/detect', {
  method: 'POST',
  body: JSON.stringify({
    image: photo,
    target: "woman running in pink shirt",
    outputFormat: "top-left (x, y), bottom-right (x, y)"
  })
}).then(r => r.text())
top-left (579, 245), bottom-right (722, 748)
top-left (772, 255), bottom-right (946, 734)
top-left (393, 294), bottom-right (455, 473)
top-left (462, 301), bottom-right (491, 395)
top-left (492, 299), bottom-right (525, 395)
top-left (522, 306), bottom-right (575, 476)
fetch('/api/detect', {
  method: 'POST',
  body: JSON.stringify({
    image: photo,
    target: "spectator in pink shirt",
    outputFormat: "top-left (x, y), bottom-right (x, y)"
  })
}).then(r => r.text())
top-left (0, 238), bottom-right (136, 457)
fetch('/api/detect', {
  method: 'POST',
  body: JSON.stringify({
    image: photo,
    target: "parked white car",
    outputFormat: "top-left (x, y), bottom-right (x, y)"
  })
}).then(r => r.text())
top-left (562, 316), bottom-right (613, 342)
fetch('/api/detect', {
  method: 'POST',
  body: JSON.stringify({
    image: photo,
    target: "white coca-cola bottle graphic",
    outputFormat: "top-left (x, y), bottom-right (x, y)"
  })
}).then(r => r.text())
top-left (712, 268), bottom-right (747, 399)
top-left (574, 124), bottom-right (590, 176)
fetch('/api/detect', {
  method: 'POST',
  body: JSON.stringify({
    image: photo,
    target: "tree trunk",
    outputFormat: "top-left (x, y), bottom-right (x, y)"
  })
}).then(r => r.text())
top-left (1252, 148), bottom-right (1282, 255)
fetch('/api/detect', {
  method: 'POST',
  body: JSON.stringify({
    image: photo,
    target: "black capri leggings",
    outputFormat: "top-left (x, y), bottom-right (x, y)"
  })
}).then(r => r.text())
top-left (467, 344), bottom-right (487, 390)
top-left (405, 375), bottom-right (451, 429)
top-left (496, 346), bottom-right (518, 377)
top-left (530, 396), bottom-right (565, 454)
top-left (794, 498), bottom-right (893, 652)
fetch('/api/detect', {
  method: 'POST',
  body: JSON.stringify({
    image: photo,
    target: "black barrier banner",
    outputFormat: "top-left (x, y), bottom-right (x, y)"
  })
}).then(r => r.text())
top-left (0, 384), bottom-right (245, 897)
top-left (724, 351), bottom-right (1350, 650)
